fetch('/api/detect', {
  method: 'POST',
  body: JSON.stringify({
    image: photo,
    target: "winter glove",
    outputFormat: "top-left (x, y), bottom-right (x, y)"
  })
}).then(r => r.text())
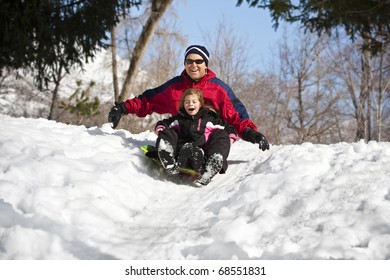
top-left (108, 102), bottom-right (127, 129)
top-left (242, 128), bottom-right (270, 151)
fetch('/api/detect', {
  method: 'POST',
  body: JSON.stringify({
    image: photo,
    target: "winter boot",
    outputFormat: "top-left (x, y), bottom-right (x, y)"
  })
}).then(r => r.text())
top-left (196, 153), bottom-right (223, 185)
top-left (190, 146), bottom-right (205, 173)
top-left (177, 143), bottom-right (205, 173)
top-left (177, 143), bottom-right (193, 169)
top-left (158, 140), bottom-right (179, 176)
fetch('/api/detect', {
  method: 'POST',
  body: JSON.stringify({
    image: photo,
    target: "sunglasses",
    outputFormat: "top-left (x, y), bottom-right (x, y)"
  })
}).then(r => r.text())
top-left (185, 59), bottom-right (205, 65)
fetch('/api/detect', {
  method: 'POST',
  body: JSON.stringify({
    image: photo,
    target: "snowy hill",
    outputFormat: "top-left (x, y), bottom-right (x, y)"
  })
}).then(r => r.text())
top-left (1, 113), bottom-right (390, 260)
top-left (0, 49), bottom-right (135, 118)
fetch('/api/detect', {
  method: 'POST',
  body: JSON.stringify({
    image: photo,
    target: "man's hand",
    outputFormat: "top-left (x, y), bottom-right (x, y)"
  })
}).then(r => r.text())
top-left (242, 128), bottom-right (270, 151)
top-left (108, 102), bottom-right (127, 129)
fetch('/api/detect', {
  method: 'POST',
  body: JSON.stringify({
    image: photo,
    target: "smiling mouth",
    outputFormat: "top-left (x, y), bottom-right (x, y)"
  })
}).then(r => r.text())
top-left (188, 108), bottom-right (195, 111)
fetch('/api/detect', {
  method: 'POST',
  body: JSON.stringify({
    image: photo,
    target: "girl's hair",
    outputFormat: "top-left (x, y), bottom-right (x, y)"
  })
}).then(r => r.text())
top-left (179, 88), bottom-right (204, 108)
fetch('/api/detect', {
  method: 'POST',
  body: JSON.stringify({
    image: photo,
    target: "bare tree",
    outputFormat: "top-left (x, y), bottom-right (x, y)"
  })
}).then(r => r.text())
top-left (48, 56), bottom-right (66, 120)
top-left (371, 43), bottom-right (390, 141)
top-left (111, 26), bottom-right (120, 101)
top-left (243, 70), bottom-right (287, 144)
top-left (276, 29), bottom-right (343, 144)
top-left (128, 12), bottom-right (187, 132)
top-left (360, 43), bottom-right (372, 142)
top-left (142, 14), bottom-right (187, 86)
top-left (202, 18), bottom-right (250, 96)
top-left (329, 35), bottom-right (390, 142)
top-left (109, 4), bottom-right (186, 132)
top-left (118, 0), bottom-right (174, 102)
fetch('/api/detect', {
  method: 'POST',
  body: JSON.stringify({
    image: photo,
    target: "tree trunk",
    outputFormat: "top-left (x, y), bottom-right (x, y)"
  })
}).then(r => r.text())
top-left (111, 26), bottom-right (120, 101)
top-left (48, 64), bottom-right (64, 120)
top-left (376, 49), bottom-right (390, 141)
top-left (357, 48), bottom-right (371, 142)
top-left (366, 50), bottom-right (372, 142)
top-left (118, 0), bottom-right (174, 102)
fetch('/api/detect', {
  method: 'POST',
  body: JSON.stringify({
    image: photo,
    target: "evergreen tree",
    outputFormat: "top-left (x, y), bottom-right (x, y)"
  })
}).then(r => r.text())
top-left (237, 0), bottom-right (390, 52)
top-left (60, 80), bottom-right (100, 125)
top-left (0, 0), bottom-right (141, 88)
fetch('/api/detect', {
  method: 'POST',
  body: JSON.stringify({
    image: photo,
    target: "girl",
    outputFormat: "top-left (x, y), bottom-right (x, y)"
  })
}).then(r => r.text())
top-left (155, 88), bottom-right (237, 185)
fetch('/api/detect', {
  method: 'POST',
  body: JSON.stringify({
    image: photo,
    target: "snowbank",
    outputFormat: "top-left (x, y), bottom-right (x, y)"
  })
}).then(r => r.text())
top-left (1, 114), bottom-right (390, 260)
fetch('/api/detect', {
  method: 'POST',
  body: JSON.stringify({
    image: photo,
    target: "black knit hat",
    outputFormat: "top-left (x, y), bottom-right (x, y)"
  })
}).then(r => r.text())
top-left (184, 45), bottom-right (210, 66)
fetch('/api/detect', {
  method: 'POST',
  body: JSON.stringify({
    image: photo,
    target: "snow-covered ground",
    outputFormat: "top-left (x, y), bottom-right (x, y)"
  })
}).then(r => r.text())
top-left (1, 113), bottom-right (390, 261)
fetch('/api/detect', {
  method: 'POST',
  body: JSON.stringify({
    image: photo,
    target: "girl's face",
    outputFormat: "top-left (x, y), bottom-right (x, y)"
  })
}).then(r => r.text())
top-left (184, 94), bottom-right (201, 116)
top-left (185, 53), bottom-right (207, 81)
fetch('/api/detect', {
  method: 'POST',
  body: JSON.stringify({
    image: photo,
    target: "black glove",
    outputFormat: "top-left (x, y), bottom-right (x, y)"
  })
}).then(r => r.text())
top-left (242, 128), bottom-right (270, 151)
top-left (108, 102), bottom-right (127, 129)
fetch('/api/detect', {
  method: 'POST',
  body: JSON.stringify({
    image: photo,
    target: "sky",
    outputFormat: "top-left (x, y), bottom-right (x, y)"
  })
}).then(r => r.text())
top-left (1, 114), bottom-right (390, 263)
top-left (172, 0), bottom-right (283, 69)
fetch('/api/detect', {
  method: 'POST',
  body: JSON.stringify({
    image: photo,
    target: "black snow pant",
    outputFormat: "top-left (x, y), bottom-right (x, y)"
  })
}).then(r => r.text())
top-left (156, 128), bottom-right (231, 173)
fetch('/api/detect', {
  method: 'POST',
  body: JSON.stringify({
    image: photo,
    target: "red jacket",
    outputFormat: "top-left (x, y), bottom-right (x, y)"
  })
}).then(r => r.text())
top-left (124, 69), bottom-right (258, 137)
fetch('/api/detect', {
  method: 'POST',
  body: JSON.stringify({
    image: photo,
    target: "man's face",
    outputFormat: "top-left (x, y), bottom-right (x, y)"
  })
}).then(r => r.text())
top-left (184, 53), bottom-right (207, 81)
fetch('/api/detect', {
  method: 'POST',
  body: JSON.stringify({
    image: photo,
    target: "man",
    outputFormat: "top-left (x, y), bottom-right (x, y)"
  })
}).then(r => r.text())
top-left (108, 45), bottom-right (269, 151)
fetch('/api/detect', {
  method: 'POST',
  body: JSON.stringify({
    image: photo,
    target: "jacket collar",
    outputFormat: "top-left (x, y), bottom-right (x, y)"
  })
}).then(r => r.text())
top-left (178, 107), bottom-right (209, 119)
top-left (181, 69), bottom-right (216, 87)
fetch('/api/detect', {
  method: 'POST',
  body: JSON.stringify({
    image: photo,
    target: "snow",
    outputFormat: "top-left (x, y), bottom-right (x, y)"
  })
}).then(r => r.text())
top-left (1, 113), bottom-right (390, 261)
top-left (59, 50), bottom-right (131, 103)
top-left (0, 50), bottom-right (135, 119)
